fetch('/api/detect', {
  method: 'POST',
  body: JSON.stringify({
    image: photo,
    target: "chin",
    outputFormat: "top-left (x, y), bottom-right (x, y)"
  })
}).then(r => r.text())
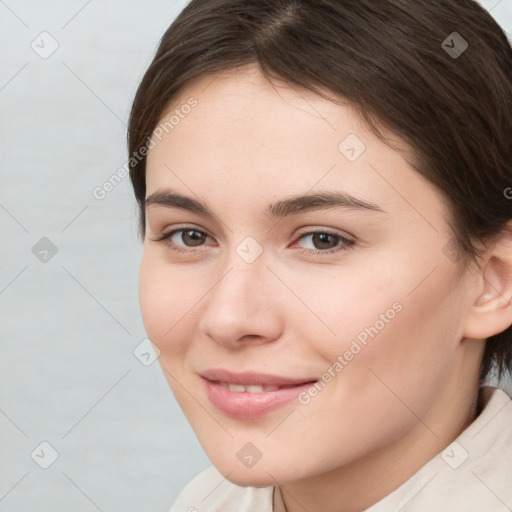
top-left (223, 469), bottom-right (277, 488)
top-left (215, 457), bottom-right (312, 488)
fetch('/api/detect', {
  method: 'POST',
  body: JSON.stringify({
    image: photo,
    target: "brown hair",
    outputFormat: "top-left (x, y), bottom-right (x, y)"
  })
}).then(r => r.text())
top-left (127, 0), bottom-right (512, 380)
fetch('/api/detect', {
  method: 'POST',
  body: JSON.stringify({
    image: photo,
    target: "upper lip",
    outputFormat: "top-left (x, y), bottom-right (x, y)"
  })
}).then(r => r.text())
top-left (201, 368), bottom-right (317, 387)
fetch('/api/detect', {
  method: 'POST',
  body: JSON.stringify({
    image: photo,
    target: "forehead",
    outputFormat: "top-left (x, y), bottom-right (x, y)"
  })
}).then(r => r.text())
top-left (145, 64), bottom-right (448, 227)
top-left (151, 64), bottom-right (376, 159)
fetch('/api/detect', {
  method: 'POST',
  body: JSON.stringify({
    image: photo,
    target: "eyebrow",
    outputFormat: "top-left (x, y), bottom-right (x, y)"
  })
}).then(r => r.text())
top-left (145, 189), bottom-right (386, 220)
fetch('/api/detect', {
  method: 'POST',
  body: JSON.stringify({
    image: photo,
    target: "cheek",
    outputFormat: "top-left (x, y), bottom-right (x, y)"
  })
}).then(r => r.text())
top-left (138, 250), bottom-right (200, 353)
top-left (328, 268), bottom-right (463, 421)
top-left (298, 258), bottom-right (463, 402)
top-left (279, 263), bottom-right (403, 358)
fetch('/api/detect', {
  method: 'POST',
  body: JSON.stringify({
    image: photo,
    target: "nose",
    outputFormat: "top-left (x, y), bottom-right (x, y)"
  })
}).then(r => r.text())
top-left (198, 256), bottom-right (283, 349)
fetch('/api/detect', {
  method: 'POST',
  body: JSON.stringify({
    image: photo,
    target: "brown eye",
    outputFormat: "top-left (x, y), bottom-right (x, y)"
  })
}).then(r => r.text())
top-left (294, 230), bottom-right (355, 256)
top-left (310, 232), bottom-right (339, 250)
top-left (179, 229), bottom-right (207, 247)
top-left (152, 227), bottom-right (212, 253)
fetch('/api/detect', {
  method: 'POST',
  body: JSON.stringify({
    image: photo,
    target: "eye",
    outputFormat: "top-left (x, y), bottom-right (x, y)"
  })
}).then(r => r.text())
top-left (292, 229), bottom-right (354, 256)
top-left (150, 226), bottom-right (355, 257)
top-left (151, 227), bottom-right (213, 253)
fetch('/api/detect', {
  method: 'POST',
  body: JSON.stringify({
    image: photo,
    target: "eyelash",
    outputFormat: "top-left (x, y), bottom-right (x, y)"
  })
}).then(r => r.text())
top-left (151, 226), bottom-right (355, 256)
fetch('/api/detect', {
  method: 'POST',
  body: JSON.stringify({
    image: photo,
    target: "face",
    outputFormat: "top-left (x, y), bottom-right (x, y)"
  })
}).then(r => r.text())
top-left (140, 64), bottom-right (479, 486)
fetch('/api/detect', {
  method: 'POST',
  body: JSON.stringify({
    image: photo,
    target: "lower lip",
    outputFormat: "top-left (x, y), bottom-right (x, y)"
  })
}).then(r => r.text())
top-left (203, 378), bottom-right (317, 419)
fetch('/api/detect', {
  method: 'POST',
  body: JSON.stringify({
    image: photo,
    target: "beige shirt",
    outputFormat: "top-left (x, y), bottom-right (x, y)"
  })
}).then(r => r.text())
top-left (170, 386), bottom-right (512, 511)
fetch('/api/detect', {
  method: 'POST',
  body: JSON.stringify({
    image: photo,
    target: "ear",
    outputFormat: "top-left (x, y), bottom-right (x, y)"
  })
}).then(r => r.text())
top-left (463, 222), bottom-right (512, 340)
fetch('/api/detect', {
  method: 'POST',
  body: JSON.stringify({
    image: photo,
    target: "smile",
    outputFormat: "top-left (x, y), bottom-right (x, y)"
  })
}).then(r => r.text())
top-left (202, 375), bottom-right (318, 418)
top-left (216, 381), bottom-right (289, 392)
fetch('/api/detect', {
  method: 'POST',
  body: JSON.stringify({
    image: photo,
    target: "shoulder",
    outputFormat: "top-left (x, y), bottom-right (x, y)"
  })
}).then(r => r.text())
top-left (169, 465), bottom-right (274, 512)
top-left (367, 386), bottom-right (512, 511)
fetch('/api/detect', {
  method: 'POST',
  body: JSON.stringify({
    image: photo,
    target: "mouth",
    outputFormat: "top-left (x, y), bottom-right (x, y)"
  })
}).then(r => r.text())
top-left (200, 368), bottom-right (317, 387)
top-left (213, 381), bottom-right (310, 393)
top-left (200, 369), bottom-right (318, 418)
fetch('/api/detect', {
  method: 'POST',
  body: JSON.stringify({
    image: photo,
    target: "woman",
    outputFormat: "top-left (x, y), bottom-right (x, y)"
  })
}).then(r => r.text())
top-left (127, 0), bottom-right (512, 510)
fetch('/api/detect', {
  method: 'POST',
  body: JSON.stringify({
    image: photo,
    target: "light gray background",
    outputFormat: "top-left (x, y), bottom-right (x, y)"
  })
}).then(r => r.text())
top-left (1, 1), bottom-right (511, 511)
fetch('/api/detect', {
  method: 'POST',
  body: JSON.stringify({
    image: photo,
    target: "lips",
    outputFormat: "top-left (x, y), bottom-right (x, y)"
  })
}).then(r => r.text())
top-left (217, 382), bottom-right (281, 392)
top-left (201, 368), bottom-right (318, 418)
top-left (201, 368), bottom-right (316, 387)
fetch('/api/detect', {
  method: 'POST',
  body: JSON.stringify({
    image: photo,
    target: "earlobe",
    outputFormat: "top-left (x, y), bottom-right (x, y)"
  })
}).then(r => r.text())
top-left (463, 225), bottom-right (512, 340)
top-left (475, 291), bottom-right (495, 306)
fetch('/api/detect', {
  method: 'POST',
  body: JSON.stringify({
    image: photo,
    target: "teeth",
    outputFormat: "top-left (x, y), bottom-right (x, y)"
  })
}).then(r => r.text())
top-left (245, 385), bottom-right (264, 393)
top-left (221, 382), bottom-right (280, 392)
top-left (228, 384), bottom-right (247, 392)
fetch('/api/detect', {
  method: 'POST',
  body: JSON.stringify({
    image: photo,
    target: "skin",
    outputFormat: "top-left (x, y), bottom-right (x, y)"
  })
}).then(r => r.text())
top-left (139, 63), bottom-right (512, 512)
